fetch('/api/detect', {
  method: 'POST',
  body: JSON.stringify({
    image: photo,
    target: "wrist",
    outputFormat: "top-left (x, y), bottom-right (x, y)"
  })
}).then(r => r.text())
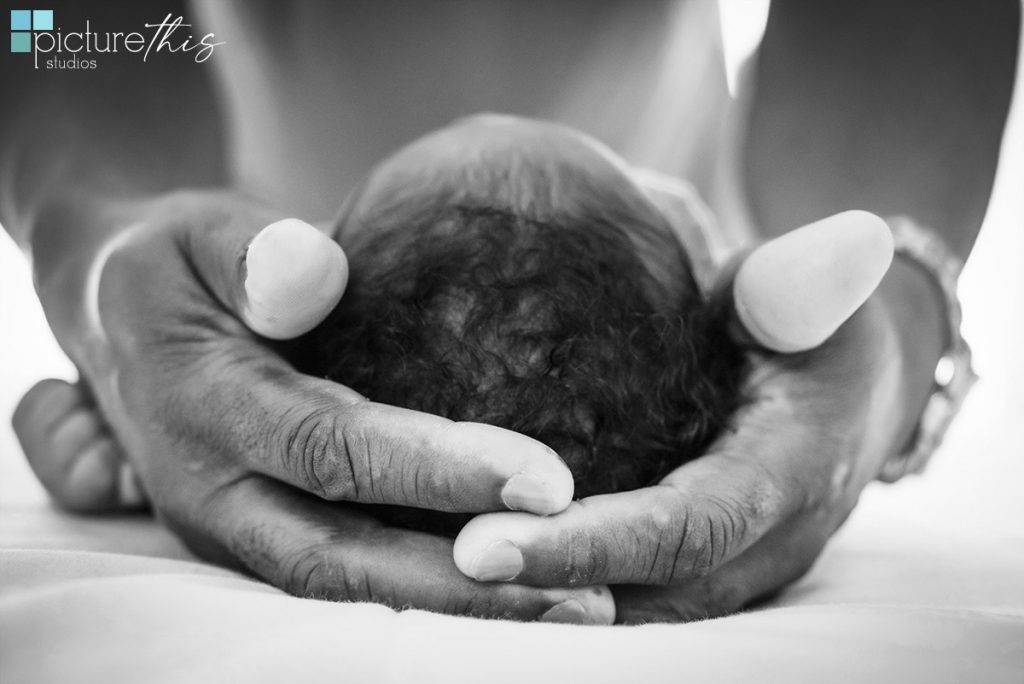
top-left (29, 189), bottom-right (226, 352)
top-left (876, 256), bottom-right (947, 456)
top-left (28, 190), bottom-right (145, 361)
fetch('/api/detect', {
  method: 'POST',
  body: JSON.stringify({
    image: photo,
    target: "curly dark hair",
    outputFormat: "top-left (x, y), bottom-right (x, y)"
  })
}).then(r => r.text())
top-left (283, 203), bottom-right (746, 536)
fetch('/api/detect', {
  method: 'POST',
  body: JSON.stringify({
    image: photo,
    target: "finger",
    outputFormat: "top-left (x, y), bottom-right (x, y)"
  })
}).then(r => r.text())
top-left (452, 452), bottom-right (796, 587)
top-left (181, 215), bottom-right (349, 339)
top-left (175, 342), bottom-right (574, 515)
top-left (191, 476), bottom-right (615, 624)
top-left (453, 343), bottom-right (862, 588)
top-left (613, 515), bottom-right (834, 624)
top-left (13, 379), bottom-right (145, 511)
top-left (12, 379), bottom-right (87, 437)
top-left (730, 211), bottom-right (893, 352)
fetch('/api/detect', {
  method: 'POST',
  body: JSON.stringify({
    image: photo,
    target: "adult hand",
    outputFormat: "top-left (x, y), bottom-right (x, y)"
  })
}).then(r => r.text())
top-left (12, 189), bottom-right (614, 624)
top-left (451, 212), bottom-right (942, 622)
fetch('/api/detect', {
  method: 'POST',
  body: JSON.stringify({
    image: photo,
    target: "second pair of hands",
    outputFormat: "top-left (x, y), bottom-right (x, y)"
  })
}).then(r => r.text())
top-left (14, 190), bottom-right (916, 624)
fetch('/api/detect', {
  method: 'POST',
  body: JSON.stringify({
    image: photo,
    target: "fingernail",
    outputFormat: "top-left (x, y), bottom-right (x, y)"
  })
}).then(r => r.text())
top-left (468, 540), bottom-right (523, 582)
top-left (501, 473), bottom-right (560, 514)
top-left (539, 599), bottom-right (589, 625)
top-left (244, 219), bottom-right (348, 339)
top-left (733, 210), bottom-right (892, 353)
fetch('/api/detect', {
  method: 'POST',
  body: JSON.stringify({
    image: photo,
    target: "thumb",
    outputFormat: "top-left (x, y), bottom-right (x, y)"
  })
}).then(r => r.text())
top-left (185, 213), bottom-right (349, 339)
top-left (727, 210), bottom-right (893, 353)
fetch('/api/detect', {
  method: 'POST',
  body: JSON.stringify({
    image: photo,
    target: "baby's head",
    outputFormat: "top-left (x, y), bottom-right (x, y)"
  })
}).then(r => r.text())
top-left (284, 115), bottom-right (746, 535)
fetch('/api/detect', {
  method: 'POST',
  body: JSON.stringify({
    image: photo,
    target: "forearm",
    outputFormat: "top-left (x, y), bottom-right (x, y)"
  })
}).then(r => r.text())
top-left (745, 0), bottom-right (1019, 258)
top-left (744, 0), bottom-right (1018, 453)
top-left (0, 1), bottom-right (226, 264)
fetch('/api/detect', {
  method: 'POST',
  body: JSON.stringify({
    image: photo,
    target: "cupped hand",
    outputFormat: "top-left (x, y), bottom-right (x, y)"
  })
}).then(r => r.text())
top-left (451, 212), bottom-right (926, 622)
top-left (12, 189), bottom-right (613, 623)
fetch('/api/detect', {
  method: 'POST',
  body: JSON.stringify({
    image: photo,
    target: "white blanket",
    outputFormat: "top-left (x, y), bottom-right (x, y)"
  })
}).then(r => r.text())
top-left (2, 282), bottom-right (1023, 682)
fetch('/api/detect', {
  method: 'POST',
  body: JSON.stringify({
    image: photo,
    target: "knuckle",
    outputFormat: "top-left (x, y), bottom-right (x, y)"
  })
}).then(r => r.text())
top-left (280, 407), bottom-right (353, 500)
top-left (701, 495), bottom-right (747, 568)
top-left (642, 495), bottom-right (703, 584)
top-left (682, 511), bottom-right (719, 581)
top-left (657, 491), bottom-right (749, 584)
top-left (562, 524), bottom-right (607, 586)
top-left (630, 508), bottom-right (671, 584)
top-left (335, 411), bottom-right (379, 500)
top-left (441, 590), bottom-right (487, 619)
top-left (282, 545), bottom-right (353, 600)
top-left (443, 586), bottom-right (534, 621)
top-left (12, 379), bottom-right (74, 437)
top-left (419, 457), bottom-right (455, 509)
top-left (425, 422), bottom-right (473, 506)
top-left (226, 517), bottom-right (370, 603)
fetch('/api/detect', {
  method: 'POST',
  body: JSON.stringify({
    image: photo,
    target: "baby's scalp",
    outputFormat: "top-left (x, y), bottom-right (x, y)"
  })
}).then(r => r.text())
top-left (282, 117), bottom-right (747, 536)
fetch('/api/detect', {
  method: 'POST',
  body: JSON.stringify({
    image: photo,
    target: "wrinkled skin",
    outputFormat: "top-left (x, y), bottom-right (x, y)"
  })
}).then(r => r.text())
top-left (449, 261), bottom-right (907, 622)
top-left (14, 122), bottom-right (917, 623)
top-left (611, 300), bottom-right (904, 621)
top-left (16, 190), bottom-right (617, 623)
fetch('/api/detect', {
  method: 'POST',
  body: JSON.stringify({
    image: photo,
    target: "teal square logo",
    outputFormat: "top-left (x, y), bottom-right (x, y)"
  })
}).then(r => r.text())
top-left (10, 9), bottom-right (50, 53)
top-left (10, 31), bottom-right (30, 52)
top-left (32, 10), bottom-right (52, 30)
top-left (10, 10), bottom-right (31, 31)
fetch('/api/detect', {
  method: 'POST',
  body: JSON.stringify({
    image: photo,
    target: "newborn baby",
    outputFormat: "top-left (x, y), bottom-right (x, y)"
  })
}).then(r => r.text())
top-left (281, 115), bottom-right (747, 536)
